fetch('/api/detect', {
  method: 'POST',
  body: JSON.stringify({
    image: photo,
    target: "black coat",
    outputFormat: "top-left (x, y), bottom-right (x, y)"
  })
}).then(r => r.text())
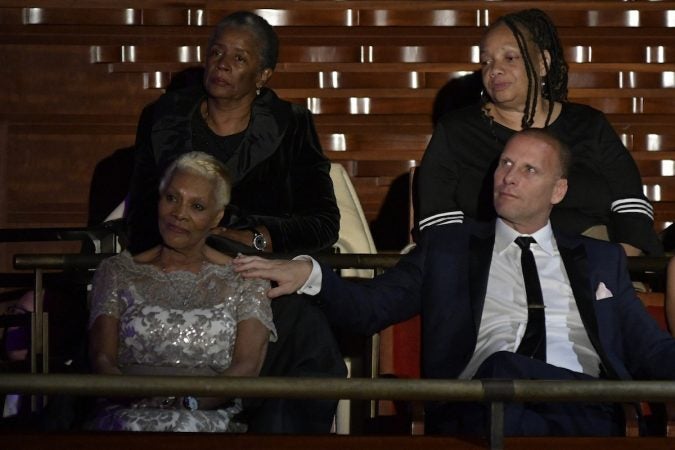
top-left (127, 85), bottom-right (340, 254)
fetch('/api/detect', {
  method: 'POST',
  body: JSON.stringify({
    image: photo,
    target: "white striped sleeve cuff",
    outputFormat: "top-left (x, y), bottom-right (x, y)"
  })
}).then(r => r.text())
top-left (419, 211), bottom-right (464, 230)
top-left (611, 198), bottom-right (654, 220)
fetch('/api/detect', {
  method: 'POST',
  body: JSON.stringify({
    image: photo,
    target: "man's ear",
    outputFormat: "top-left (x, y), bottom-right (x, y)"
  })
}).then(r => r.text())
top-left (551, 178), bottom-right (568, 205)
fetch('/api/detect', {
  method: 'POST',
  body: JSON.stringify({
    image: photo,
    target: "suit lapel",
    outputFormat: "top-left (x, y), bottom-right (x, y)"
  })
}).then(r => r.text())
top-left (469, 227), bottom-right (495, 332)
top-left (557, 234), bottom-right (620, 379)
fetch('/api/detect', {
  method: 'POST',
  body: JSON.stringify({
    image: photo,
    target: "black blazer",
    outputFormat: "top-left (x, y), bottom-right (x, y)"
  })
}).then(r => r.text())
top-left (126, 85), bottom-right (340, 254)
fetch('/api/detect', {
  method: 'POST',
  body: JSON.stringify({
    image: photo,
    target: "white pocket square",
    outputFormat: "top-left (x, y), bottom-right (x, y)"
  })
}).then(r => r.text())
top-left (595, 282), bottom-right (613, 300)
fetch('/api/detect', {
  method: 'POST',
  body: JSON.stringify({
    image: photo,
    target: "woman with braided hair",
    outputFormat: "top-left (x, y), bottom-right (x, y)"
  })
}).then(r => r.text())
top-left (417, 9), bottom-right (661, 256)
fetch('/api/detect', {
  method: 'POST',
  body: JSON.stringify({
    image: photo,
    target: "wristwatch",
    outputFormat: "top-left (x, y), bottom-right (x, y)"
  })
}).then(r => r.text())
top-left (182, 395), bottom-right (199, 411)
top-left (248, 228), bottom-right (267, 251)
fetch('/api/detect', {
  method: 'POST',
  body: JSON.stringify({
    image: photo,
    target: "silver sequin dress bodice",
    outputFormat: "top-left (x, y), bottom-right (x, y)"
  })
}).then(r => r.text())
top-left (87, 251), bottom-right (276, 432)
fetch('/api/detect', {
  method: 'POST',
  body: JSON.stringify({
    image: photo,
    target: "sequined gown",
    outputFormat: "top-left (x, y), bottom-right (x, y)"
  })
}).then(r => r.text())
top-left (87, 251), bottom-right (276, 432)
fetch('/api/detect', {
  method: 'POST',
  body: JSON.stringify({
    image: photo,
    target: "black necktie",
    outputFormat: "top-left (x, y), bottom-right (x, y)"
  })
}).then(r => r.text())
top-left (514, 236), bottom-right (546, 361)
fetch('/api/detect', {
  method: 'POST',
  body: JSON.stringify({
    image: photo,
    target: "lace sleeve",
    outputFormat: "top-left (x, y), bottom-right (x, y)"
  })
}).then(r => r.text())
top-left (235, 276), bottom-right (277, 342)
top-left (88, 256), bottom-right (123, 328)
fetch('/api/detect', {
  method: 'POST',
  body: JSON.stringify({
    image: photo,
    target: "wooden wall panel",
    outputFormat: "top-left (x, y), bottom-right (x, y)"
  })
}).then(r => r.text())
top-left (1, 40), bottom-right (149, 230)
top-left (3, 47), bottom-right (156, 116)
top-left (1, 0), bottom-right (674, 267)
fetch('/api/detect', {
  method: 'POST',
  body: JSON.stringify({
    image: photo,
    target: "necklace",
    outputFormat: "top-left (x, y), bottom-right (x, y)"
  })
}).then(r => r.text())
top-left (201, 99), bottom-right (252, 135)
top-left (158, 259), bottom-right (205, 307)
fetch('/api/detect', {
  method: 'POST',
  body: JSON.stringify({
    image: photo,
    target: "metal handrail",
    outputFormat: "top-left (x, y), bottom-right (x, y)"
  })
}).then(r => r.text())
top-left (12, 252), bottom-right (671, 275)
top-left (14, 253), bottom-right (118, 271)
top-left (0, 219), bottom-right (125, 254)
top-left (2, 373), bottom-right (675, 449)
top-left (1, 374), bottom-right (675, 403)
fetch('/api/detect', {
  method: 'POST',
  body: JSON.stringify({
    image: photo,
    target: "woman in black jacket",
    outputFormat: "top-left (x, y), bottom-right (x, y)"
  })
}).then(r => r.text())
top-left (127, 11), bottom-right (339, 255)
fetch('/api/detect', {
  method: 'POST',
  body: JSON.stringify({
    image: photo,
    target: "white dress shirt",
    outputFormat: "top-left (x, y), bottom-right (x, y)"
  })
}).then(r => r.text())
top-left (459, 219), bottom-right (600, 378)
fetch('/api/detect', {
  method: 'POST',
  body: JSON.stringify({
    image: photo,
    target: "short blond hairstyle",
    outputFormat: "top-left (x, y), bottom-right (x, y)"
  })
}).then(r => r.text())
top-left (159, 152), bottom-right (232, 208)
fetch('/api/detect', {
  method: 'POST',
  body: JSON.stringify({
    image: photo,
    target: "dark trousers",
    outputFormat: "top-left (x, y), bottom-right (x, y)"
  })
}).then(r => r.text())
top-left (243, 294), bottom-right (347, 433)
top-left (426, 351), bottom-right (625, 436)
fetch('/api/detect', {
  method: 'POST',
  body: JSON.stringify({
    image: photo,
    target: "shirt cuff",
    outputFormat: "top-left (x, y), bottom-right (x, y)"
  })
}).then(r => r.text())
top-left (292, 255), bottom-right (322, 295)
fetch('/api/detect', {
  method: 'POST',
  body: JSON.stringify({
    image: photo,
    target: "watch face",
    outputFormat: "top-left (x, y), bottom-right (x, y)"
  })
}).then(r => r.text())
top-left (183, 396), bottom-right (199, 411)
top-left (253, 233), bottom-right (267, 251)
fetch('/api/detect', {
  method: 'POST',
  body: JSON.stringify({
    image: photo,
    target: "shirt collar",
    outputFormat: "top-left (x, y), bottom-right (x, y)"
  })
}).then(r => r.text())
top-left (494, 218), bottom-right (555, 256)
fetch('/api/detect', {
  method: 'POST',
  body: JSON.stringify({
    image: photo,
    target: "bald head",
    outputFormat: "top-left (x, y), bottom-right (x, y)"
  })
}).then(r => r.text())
top-left (492, 128), bottom-right (569, 234)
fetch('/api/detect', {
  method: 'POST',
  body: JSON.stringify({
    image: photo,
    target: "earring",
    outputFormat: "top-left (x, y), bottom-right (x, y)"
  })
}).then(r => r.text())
top-left (256, 87), bottom-right (261, 96)
top-left (480, 89), bottom-right (491, 105)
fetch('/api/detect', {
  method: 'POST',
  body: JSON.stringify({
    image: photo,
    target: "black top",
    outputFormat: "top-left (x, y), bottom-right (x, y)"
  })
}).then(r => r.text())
top-left (191, 109), bottom-right (245, 163)
top-left (417, 102), bottom-right (662, 255)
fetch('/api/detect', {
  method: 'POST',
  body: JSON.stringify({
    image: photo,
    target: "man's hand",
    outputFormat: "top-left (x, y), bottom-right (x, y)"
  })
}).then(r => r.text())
top-left (233, 255), bottom-right (312, 298)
